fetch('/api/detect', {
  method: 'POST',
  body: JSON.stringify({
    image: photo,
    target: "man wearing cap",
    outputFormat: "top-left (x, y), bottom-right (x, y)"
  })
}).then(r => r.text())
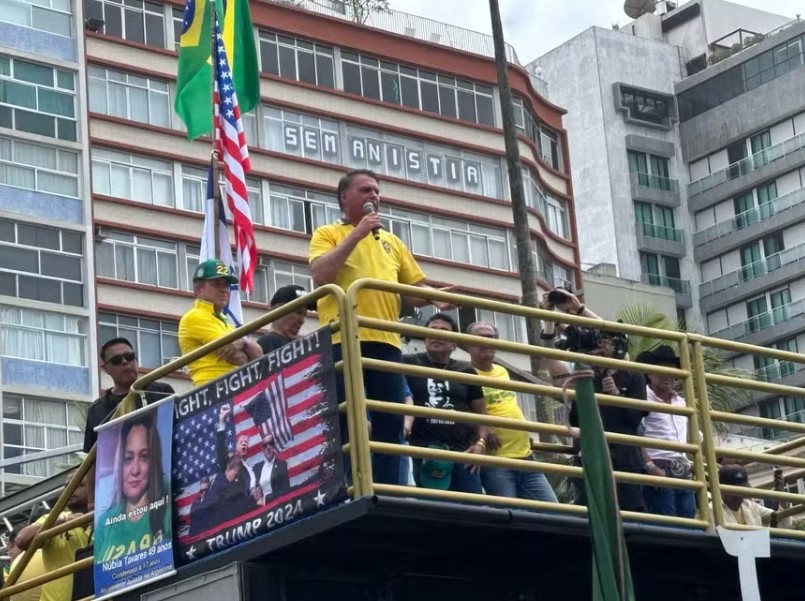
top-left (179, 259), bottom-right (262, 387)
top-left (309, 169), bottom-right (454, 485)
top-left (636, 345), bottom-right (695, 518)
top-left (402, 313), bottom-right (492, 494)
top-left (257, 284), bottom-right (316, 354)
top-left (718, 464), bottom-right (790, 527)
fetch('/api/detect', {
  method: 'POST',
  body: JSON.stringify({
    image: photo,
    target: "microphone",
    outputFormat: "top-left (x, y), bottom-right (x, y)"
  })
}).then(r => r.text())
top-left (363, 201), bottom-right (381, 240)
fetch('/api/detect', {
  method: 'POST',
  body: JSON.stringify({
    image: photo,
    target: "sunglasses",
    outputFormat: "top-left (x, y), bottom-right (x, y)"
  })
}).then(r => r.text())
top-left (105, 351), bottom-right (136, 366)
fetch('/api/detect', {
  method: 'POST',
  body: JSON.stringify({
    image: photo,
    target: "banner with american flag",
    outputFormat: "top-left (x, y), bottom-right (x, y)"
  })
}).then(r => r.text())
top-left (212, 15), bottom-right (257, 293)
top-left (171, 329), bottom-right (344, 563)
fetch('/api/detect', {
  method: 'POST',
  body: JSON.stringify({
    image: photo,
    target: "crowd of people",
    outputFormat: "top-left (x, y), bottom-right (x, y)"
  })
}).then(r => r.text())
top-left (0, 168), bottom-right (791, 599)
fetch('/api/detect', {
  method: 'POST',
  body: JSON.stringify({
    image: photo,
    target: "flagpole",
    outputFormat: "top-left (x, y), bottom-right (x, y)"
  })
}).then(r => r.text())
top-left (210, 0), bottom-right (221, 261)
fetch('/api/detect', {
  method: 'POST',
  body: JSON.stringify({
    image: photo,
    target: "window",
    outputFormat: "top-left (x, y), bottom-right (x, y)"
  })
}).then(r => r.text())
top-left (628, 150), bottom-right (672, 191)
top-left (635, 202), bottom-right (679, 242)
top-left (0, 0), bottom-right (72, 36)
top-left (641, 253), bottom-right (684, 292)
top-left (263, 106), bottom-right (341, 163)
top-left (380, 206), bottom-right (511, 271)
top-left (0, 55), bottom-right (76, 141)
top-left (258, 31), bottom-right (335, 88)
top-left (476, 308), bottom-right (527, 344)
top-left (88, 65), bottom-right (171, 127)
top-left (777, 338), bottom-right (798, 378)
top-left (345, 124), bottom-right (502, 198)
top-left (0, 218), bottom-right (83, 306)
top-left (750, 130), bottom-right (771, 169)
top-left (733, 191), bottom-right (756, 229)
top-left (95, 231), bottom-right (178, 288)
top-left (619, 86), bottom-right (671, 125)
top-left (263, 182), bottom-right (338, 234)
top-left (248, 259), bottom-right (312, 305)
top-left (0, 305), bottom-right (86, 366)
top-left (99, 312), bottom-right (180, 368)
top-left (341, 51), bottom-right (494, 126)
top-left (85, 0), bottom-right (166, 48)
top-left (545, 196), bottom-right (568, 239)
top-left (91, 148), bottom-right (173, 206)
top-left (746, 295), bottom-right (769, 333)
top-left (178, 166), bottom-right (263, 222)
top-left (678, 34), bottom-right (804, 121)
top-left (759, 395), bottom-right (805, 438)
top-left (0, 135), bottom-right (79, 197)
top-left (2, 394), bottom-right (84, 477)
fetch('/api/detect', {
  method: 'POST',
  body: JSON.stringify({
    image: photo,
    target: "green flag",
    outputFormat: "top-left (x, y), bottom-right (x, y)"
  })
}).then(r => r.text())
top-left (174, 0), bottom-right (213, 139)
top-left (221, 0), bottom-right (260, 115)
top-left (574, 365), bottom-right (636, 601)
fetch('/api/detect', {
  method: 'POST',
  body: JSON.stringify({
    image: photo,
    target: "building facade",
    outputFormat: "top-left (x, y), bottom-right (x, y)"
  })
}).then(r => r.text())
top-left (532, 0), bottom-right (804, 444)
top-left (0, 0), bottom-right (580, 486)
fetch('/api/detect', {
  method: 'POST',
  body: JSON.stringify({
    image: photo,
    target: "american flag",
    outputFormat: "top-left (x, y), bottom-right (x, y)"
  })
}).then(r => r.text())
top-left (213, 17), bottom-right (257, 293)
top-left (244, 373), bottom-right (294, 449)
top-left (173, 353), bottom-right (329, 527)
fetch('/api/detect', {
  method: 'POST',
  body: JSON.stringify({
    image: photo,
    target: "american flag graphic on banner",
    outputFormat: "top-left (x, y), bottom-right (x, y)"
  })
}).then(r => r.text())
top-left (212, 16), bottom-right (257, 293)
top-left (174, 354), bottom-right (330, 523)
top-left (243, 373), bottom-right (294, 450)
top-left (171, 330), bottom-right (344, 566)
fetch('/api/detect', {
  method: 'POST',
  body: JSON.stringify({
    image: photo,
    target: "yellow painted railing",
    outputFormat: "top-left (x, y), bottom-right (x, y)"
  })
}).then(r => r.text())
top-left (4, 279), bottom-right (805, 599)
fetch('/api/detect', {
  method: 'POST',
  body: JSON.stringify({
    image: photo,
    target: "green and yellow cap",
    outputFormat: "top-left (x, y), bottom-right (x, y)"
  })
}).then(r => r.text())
top-left (193, 259), bottom-right (238, 284)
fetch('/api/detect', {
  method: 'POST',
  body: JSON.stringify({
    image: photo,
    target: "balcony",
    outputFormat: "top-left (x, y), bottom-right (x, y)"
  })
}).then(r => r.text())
top-left (641, 273), bottom-right (692, 308)
top-left (710, 296), bottom-right (805, 345)
top-left (750, 362), bottom-right (805, 403)
top-left (699, 242), bottom-right (805, 312)
top-left (693, 185), bottom-right (805, 249)
top-left (687, 132), bottom-right (805, 210)
top-left (629, 171), bottom-right (680, 207)
top-left (634, 222), bottom-right (686, 257)
top-left (284, 0), bottom-right (520, 64)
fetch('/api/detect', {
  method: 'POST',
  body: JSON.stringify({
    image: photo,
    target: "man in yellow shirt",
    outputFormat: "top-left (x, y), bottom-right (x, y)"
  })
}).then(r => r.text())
top-left (465, 322), bottom-right (557, 503)
top-left (16, 473), bottom-right (90, 601)
top-left (179, 259), bottom-right (262, 387)
top-left (5, 526), bottom-right (45, 601)
top-left (309, 169), bottom-right (453, 484)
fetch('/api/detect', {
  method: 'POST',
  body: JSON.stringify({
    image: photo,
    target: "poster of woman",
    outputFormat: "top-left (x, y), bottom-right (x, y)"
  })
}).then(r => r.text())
top-left (93, 400), bottom-right (175, 599)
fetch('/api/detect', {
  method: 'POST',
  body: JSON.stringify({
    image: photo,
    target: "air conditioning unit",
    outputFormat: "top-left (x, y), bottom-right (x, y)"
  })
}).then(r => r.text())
top-left (94, 225), bottom-right (111, 241)
top-left (258, 256), bottom-right (273, 268)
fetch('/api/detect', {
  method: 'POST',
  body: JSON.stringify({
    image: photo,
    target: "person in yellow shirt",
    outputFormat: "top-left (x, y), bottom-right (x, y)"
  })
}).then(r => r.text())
top-left (16, 473), bottom-right (90, 601)
top-left (309, 169), bottom-right (454, 485)
top-left (5, 526), bottom-right (45, 601)
top-left (179, 259), bottom-right (262, 387)
top-left (465, 322), bottom-right (557, 503)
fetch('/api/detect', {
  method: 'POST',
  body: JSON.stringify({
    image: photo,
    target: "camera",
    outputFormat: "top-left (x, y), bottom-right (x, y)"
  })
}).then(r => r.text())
top-left (547, 284), bottom-right (573, 306)
top-left (554, 325), bottom-right (629, 359)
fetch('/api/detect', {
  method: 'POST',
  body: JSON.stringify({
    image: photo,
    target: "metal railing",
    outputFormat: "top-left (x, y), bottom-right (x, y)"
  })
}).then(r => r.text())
top-left (640, 273), bottom-right (691, 294)
top-left (689, 131), bottom-right (805, 198)
top-left (710, 296), bottom-right (805, 341)
top-left (638, 222), bottom-right (684, 244)
top-left (631, 171), bottom-right (679, 193)
top-left (281, 0), bottom-right (520, 64)
top-left (5, 280), bottom-right (805, 600)
top-left (694, 186), bottom-right (805, 246)
top-left (700, 241), bottom-right (805, 299)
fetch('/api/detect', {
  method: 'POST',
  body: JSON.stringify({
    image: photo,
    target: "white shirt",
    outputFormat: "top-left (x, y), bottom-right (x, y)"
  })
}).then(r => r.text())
top-left (259, 457), bottom-right (275, 497)
top-left (720, 499), bottom-right (790, 528)
top-left (642, 385), bottom-right (688, 462)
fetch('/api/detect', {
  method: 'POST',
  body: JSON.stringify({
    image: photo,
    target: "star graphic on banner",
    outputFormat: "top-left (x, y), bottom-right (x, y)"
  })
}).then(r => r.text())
top-left (226, 110), bottom-right (234, 118)
top-left (314, 490), bottom-right (326, 508)
top-left (186, 545), bottom-right (197, 560)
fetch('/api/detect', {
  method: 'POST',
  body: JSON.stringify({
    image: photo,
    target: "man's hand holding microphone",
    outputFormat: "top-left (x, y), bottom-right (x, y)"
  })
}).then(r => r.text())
top-left (361, 201), bottom-right (382, 240)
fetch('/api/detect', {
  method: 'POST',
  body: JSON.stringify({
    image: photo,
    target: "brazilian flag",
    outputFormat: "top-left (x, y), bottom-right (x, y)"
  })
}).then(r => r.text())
top-left (574, 365), bottom-right (636, 601)
top-left (174, 0), bottom-right (259, 140)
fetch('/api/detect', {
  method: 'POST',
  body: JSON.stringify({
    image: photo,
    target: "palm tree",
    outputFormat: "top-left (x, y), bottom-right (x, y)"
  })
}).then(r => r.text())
top-left (615, 302), bottom-right (755, 425)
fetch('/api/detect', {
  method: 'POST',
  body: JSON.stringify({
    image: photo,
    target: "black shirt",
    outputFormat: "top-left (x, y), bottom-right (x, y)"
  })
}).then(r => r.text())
top-left (257, 331), bottom-right (293, 354)
top-left (83, 382), bottom-right (175, 453)
top-left (569, 369), bottom-right (648, 470)
top-left (403, 353), bottom-right (484, 452)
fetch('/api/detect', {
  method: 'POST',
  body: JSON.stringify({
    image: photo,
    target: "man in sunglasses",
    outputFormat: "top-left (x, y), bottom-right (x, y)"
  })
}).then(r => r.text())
top-left (83, 337), bottom-right (175, 510)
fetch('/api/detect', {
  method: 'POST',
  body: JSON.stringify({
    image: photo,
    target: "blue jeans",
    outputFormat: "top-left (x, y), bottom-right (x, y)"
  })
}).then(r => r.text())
top-left (481, 456), bottom-right (558, 503)
top-left (643, 483), bottom-right (696, 518)
top-left (412, 458), bottom-right (483, 494)
top-left (333, 342), bottom-right (405, 485)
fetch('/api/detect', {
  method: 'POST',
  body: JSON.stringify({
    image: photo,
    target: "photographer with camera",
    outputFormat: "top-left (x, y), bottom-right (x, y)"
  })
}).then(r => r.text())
top-left (539, 288), bottom-right (648, 513)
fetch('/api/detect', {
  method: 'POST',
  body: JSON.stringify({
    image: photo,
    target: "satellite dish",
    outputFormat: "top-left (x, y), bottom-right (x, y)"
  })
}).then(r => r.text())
top-left (624, 0), bottom-right (656, 19)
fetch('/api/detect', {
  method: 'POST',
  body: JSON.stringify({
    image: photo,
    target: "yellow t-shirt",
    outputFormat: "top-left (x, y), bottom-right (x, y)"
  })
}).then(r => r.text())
top-left (309, 221), bottom-right (425, 348)
top-left (9, 550), bottom-right (45, 601)
top-left (37, 513), bottom-right (89, 601)
top-left (475, 364), bottom-right (532, 459)
top-left (178, 299), bottom-right (237, 386)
